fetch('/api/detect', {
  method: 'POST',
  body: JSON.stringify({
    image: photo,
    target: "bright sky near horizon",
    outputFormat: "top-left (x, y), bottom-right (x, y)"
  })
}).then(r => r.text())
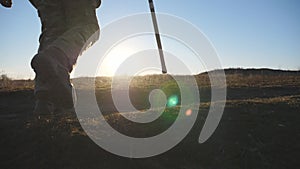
top-left (0, 0), bottom-right (300, 79)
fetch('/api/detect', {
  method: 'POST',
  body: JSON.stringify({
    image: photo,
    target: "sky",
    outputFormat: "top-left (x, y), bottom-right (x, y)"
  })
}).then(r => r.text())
top-left (0, 0), bottom-right (300, 79)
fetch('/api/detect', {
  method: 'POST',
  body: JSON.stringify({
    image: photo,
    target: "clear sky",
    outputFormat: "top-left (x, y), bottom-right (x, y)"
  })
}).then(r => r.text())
top-left (0, 0), bottom-right (299, 79)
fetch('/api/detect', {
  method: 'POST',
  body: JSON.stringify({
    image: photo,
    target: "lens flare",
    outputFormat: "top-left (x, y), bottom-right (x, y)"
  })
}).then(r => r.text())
top-left (185, 109), bottom-right (192, 116)
top-left (167, 95), bottom-right (179, 107)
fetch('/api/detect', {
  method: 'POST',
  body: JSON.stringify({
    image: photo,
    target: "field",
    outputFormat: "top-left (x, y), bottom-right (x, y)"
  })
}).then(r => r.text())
top-left (0, 69), bottom-right (299, 169)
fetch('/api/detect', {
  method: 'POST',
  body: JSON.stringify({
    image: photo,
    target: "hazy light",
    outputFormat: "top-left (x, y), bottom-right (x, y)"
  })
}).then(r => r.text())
top-left (97, 35), bottom-right (156, 77)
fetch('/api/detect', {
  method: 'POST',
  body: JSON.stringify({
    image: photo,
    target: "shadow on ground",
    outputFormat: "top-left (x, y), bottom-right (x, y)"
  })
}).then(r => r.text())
top-left (0, 69), bottom-right (300, 169)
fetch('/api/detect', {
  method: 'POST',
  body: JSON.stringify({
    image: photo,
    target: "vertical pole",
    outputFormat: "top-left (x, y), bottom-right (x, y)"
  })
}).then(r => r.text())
top-left (148, 0), bottom-right (167, 74)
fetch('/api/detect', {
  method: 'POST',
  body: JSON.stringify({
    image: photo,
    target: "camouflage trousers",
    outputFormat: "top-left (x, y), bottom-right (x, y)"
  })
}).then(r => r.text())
top-left (30, 0), bottom-right (100, 99)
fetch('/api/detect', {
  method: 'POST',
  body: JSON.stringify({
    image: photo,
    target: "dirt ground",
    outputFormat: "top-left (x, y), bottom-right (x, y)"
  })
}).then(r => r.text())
top-left (0, 70), bottom-right (300, 169)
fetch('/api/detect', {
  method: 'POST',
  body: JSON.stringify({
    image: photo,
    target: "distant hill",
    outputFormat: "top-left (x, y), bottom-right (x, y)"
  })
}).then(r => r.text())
top-left (203, 68), bottom-right (300, 76)
top-left (1, 68), bottom-right (299, 91)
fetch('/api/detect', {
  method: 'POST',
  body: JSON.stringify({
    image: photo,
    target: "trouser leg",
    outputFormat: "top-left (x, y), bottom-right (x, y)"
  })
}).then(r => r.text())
top-left (31, 0), bottom-right (99, 113)
top-left (31, 46), bottom-right (74, 113)
top-left (49, 24), bottom-right (100, 69)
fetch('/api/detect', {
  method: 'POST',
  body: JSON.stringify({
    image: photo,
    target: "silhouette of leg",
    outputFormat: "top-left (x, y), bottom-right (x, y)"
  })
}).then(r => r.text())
top-left (31, 0), bottom-right (99, 114)
top-left (31, 46), bottom-right (74, 113)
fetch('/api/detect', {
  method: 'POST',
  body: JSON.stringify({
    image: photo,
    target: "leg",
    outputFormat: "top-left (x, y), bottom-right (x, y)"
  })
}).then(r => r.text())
top-left (31, 0), bottom-right (67, 114)
top-left (31, 46), bottom-right (73, 114)
top-left (31, 0), bottom-right (99, 114)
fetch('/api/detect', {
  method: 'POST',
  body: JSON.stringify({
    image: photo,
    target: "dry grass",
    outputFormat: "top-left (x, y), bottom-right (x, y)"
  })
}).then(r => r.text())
top-left (224, 74), bottom-right (300, 88)
top-left (1, 69), bottom-right (299, 91)
top-left (226, 94), bottom-right (300, 106)
top-left (0, 79), bottom-right (34, 92)
top-left (1, 69), bottom-right (299, 169)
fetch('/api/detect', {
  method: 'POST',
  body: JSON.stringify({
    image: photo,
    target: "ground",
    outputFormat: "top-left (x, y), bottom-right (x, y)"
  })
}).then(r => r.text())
top-left (0, 69), bottom-right (299, 169)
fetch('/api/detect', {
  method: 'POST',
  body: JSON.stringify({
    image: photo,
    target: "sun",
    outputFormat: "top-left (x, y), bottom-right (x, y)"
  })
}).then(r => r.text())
top-left (98, 45), bottom-right (136, 76)
top-left (97, 36), bottom-right (155, 77)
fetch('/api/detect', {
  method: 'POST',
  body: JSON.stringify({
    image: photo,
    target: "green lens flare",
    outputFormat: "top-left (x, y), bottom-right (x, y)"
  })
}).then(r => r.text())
top-left (167, 95), bottom-right (179, 107)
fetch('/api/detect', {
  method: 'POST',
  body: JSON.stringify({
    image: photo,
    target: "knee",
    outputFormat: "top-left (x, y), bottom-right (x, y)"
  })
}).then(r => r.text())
top-left (31, 47), bottom-right (70, 72)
